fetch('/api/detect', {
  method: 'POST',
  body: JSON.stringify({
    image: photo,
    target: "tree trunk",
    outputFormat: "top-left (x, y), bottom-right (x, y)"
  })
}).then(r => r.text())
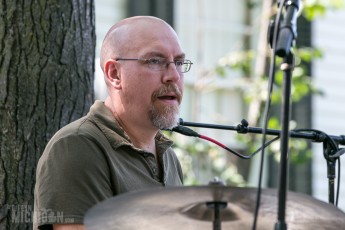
top-left (0, 1), bottom-right (95, 229)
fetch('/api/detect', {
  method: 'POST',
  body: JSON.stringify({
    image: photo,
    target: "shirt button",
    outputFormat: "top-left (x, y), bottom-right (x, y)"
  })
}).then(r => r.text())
top-left (152, 167), bottom-right (157, 174)
top-left (143, 153), bottom-right (149, 157)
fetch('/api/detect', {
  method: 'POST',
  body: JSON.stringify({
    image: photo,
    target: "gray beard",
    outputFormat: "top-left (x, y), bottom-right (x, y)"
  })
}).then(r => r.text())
top-left (149, 104), bottom-right (180, 129)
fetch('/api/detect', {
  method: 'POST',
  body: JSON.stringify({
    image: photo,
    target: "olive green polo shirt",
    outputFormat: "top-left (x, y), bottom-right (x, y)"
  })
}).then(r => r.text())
top-left (34, 100), bottom-right (183, 229)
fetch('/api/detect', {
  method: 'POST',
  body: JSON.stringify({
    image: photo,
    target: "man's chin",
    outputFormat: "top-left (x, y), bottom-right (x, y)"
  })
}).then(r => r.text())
top-left (151, 114), bottom-right (179, 130)
top-left (150, 103), bottom-right (180, 129)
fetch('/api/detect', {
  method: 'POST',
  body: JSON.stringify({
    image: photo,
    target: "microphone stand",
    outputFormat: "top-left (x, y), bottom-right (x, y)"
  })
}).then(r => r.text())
top-left (274, 51), bottom-right (294, 230)
top-left (274, 0), bottom-right (299, 229)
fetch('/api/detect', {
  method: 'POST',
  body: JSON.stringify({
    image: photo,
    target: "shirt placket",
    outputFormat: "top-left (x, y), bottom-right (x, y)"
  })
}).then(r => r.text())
top-left (143, 152), bottom-right (161, 182)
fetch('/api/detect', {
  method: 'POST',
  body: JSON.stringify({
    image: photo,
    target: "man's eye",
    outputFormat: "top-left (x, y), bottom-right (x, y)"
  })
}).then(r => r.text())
top-left (175, 60), bottom-right (184, 66)
top-left (147, 58), bottom-right (163, 65)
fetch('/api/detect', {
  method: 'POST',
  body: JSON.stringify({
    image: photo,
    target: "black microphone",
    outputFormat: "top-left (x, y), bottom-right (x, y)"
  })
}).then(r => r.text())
top-left (276, 0), bottom-right (301, 57)
top-left (171, 125), bottom-right (199, 137)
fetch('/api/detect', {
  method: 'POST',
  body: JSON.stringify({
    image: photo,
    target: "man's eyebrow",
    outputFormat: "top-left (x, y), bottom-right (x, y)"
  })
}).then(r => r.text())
top-left (175, 53), bottom-right (186, 60)
top-left (142, 52), bottom-right (186, 59)
top-left (142, 52), bottom-right (164, 58)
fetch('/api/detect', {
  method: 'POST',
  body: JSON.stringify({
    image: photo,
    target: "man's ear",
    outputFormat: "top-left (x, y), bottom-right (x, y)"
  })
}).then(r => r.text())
top-left (104, 59), bottom-right (122, 89)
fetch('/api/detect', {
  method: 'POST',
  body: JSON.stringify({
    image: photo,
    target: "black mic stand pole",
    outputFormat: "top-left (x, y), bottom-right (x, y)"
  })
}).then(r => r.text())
top-left (274, 52), bottom-right (294, 230)
top-left (274, 0), bottom-right (300, 229)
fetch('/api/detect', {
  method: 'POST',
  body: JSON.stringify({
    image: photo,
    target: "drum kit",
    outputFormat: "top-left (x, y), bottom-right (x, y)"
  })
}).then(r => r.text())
top-left (84, 183), bottom-right (345, 230)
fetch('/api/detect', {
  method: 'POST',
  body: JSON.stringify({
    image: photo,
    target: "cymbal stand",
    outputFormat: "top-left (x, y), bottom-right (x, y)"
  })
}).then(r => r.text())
top-left (206, 201), bottom-right (227, 230)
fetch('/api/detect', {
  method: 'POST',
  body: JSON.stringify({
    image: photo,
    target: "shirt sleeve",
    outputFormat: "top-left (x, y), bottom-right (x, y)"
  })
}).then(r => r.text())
top-left (34, 133), bottom-right (113, 228)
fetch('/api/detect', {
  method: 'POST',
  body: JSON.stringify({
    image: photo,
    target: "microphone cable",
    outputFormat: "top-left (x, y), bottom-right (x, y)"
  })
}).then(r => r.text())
top-left (170, 125), bottom-right (280, 160)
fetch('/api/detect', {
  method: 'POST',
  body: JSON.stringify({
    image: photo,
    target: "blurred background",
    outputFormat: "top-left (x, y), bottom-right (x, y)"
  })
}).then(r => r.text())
top-left (93, 0), bottom-right (345, 211)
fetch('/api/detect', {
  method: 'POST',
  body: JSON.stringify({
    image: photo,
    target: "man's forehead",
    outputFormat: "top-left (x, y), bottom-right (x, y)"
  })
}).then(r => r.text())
top-left (103, 17), bottom-right (184, 60)
top-left (106, 18), bottom-right (168, 42)
top-left (126, 27), bottom-right (184, 57)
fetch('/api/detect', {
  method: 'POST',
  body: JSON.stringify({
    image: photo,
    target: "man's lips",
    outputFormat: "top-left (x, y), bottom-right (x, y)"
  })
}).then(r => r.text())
top-left (152, 84), bottom-right (182, 104)
top-left (157, 94), bottom-right (177, 100)
top-left (157, 96), bottom-right (180, 105)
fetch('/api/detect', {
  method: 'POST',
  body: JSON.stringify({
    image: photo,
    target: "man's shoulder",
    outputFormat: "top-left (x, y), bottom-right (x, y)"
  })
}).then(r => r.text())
top-left (39, 115), bottom-right (110, 164)
top-left (41, 116), bottom-right (109, 157)
top-left (53, 115), bottom-right (101, 140)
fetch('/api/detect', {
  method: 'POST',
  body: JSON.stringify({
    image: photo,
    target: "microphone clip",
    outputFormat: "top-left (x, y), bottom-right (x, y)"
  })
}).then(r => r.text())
top-left (236, 119), bottom-right (249, 134)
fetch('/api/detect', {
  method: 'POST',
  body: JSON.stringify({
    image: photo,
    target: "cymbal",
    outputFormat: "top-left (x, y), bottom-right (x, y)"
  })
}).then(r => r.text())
top-left (84, 185), bottom-right (345, 230)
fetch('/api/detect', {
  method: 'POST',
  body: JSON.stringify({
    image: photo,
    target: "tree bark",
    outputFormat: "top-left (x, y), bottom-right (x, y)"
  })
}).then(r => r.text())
top-left (0, 1), bottom-right (95, 229)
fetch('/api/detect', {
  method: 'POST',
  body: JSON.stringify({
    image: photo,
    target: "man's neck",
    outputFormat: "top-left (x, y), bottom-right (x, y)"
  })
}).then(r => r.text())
top-left (104, 97), bottom-right (158, 154)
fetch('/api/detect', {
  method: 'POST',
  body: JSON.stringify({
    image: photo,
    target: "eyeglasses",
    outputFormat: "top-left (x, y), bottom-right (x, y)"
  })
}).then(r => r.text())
top-left (115, 57), bottom-right (193, 73)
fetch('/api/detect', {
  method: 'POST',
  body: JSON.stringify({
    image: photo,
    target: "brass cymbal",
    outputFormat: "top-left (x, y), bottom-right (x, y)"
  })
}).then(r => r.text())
top-left (84, 186), bottom-right (345, 230)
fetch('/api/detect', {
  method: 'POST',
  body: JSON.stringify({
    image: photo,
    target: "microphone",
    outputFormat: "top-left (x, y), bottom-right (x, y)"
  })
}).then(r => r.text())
top-left (276, 0), bottom-right (301, 57)
top-left (171, 125), bottom-right (199, 137)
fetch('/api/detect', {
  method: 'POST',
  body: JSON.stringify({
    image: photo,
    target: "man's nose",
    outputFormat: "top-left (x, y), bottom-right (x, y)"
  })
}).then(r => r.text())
top-left (162, 62), bottom-right (182, 83)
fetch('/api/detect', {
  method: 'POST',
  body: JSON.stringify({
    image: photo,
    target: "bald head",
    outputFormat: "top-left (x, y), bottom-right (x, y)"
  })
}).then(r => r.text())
top-left (100, 16), bottom-right (181, 71)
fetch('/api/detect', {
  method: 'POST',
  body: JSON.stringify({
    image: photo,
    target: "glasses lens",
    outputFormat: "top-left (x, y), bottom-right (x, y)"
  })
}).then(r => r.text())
top-left (146, 58), bottom-right (164, 71)
top-left (144, 58), bottom-right (192, 73)
top-left (182, 61), bottom-right (191, 73)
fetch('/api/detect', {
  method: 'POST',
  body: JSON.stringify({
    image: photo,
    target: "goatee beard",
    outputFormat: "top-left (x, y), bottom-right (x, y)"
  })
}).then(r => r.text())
top-left (150, 84), bottom-right (182, 129)
top-left (150, 105), bottom-right (180, 129)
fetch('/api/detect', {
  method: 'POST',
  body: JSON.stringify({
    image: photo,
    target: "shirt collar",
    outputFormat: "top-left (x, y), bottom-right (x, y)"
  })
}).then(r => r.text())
top-left (88, 100), bottom-right (174, 151)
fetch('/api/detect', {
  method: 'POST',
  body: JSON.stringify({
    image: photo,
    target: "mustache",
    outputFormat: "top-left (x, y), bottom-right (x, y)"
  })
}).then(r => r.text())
top-left (152, 84), bottom-right (183, 104)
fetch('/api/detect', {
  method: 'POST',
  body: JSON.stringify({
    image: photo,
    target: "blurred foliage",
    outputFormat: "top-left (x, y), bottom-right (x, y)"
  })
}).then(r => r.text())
top-left (214, 48), bottom-right (324, 166)
top-left (165, 131), bottom-right (246, 186)
top-left (303, 0), bottom-right (344, 20)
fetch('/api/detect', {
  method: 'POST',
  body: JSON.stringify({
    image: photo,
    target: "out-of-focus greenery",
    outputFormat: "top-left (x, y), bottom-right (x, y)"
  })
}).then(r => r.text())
top-left (166, 131), bottom-right (246, 186)
top-left (216, 47), bottom-right (324, 104)
top-left (214, 50), bottom-right (323, 167)
top-left (303, 0), bottom-right (344, 20)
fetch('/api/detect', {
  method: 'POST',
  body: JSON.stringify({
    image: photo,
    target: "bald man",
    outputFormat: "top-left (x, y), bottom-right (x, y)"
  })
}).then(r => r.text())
top-left (34, 16), bottom-right (192, 230)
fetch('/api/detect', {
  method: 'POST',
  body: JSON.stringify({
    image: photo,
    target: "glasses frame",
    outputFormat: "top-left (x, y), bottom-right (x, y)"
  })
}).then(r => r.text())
top-left (115, 57), bottom-right (193, 73)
